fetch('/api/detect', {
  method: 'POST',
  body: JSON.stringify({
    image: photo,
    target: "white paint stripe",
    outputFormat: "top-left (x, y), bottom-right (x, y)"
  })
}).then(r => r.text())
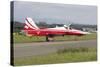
top-left (25, 20), bottom-right (35, 29)
top-left (24, 25), bottom-right (28, 29)
top-left (26, 17), bottom-right (39, 29)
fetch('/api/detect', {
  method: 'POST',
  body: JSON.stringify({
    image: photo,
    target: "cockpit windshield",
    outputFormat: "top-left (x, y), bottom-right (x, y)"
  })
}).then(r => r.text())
top-left (65, 27), bottom-right (72, 30)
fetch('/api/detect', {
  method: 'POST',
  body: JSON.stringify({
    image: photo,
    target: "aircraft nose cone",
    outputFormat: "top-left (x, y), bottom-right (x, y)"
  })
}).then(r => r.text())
top-left (81, 31), bottom-right (91, 35)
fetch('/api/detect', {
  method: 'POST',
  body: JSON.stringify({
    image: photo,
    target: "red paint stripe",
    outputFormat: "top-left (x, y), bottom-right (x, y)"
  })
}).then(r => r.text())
top-left (24, 23), bottom-right (34, 30)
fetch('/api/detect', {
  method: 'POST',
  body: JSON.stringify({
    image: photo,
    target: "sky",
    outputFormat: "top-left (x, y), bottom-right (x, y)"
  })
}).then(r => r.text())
top-left (13, 1), bottom-right (97, 25)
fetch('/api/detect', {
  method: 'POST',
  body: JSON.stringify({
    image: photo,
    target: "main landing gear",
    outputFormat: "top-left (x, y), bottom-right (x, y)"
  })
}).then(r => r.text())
top-left (46, 35), bottom-right (54, 42)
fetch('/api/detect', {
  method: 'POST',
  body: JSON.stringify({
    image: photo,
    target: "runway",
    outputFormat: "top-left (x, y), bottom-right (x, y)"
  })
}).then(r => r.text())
top-left (14, 40), bottom-right (97, 58)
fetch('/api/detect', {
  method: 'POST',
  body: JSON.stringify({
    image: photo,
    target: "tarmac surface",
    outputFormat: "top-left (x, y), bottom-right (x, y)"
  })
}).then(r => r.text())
top-left (14, 40), bottom-right (97, 58)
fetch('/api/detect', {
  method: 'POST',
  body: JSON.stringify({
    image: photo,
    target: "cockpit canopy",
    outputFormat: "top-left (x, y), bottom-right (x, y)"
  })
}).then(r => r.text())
top-left (63, 25), bottom-right (72, 30)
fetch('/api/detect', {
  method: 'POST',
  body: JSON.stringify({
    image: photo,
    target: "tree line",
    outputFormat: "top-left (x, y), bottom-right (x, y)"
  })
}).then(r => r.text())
top-left (12, 21), bottom-right (97, 32)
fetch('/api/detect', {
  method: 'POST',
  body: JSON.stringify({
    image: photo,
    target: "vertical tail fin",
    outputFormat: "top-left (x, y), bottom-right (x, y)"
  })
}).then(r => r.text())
top-left (24, 17), bottom-right (39, 30)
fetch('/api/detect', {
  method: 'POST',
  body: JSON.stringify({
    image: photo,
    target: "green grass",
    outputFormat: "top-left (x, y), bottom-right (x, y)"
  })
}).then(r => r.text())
top-left (54, 33), bottom-right (97, 41)
top-left (14, 47), bottom-right (97, 66)
top-left (13, 33), bottom-right (97, 66)
top-left (13, 34), bottom-right (45, 43)
top-left (13, 33), bottom-right (97, 43)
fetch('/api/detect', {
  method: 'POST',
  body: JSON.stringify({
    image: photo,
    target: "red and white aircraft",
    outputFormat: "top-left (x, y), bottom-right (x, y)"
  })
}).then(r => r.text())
top-left (22, 17), bottom-right (90, 41)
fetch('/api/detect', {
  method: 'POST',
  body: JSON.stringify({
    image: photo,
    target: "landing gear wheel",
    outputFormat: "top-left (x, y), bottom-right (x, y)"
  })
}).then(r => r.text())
top-left (46, 36), bottom-right (49, 42)
top-left (46, 36), bottom-right (53, 42)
